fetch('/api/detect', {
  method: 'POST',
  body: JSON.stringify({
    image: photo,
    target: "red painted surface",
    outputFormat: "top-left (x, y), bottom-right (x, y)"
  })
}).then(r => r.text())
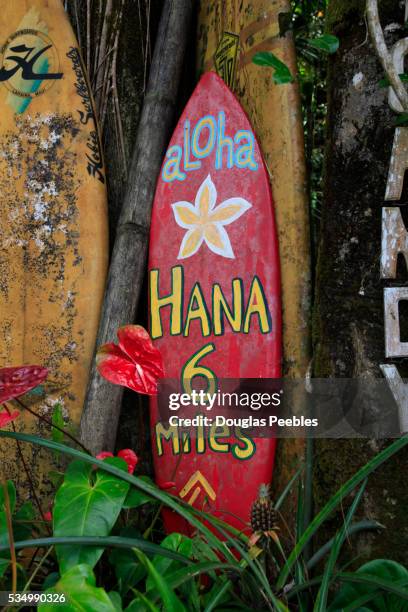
top-left (148, 72), bottom-right (281, 533)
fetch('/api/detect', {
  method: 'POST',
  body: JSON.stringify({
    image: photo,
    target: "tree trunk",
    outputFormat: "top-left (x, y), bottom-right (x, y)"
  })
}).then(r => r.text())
top-left (80, 0), bottom-right (193, 454)
top-left (313, 0), bottom-right (408, 564)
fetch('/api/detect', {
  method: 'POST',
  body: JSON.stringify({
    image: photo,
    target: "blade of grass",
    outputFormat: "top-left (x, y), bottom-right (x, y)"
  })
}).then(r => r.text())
top-left (314, 480), bottom-right (367, 611)
top-left (306, 521), bottom-right (383, 571)
top-left (295, 476), bottom-right (308, 612)
top-left (204, 581), bottom-right (231, 612)
top-left (275, 467), bottom-right (303, 511)
top-left (2, 479), bottom-right (16, 593)
top-left (146, 561), bottom-right (242, 601)
top-left (276, 435), bottom-right (408, 590)
top-left (0, 536), bottom-right (191, 563)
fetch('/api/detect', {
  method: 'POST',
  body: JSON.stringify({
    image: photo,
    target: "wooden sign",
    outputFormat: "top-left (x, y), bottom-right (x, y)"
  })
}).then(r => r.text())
top-left (148, 72), bottom-right (281, 532)
top-left (379, 8), bottom-right (408, 433)
top-left (0, 1), bottom-right (108, 492)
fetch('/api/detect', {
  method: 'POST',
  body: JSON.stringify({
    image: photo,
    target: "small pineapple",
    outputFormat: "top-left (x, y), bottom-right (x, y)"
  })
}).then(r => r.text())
top-left (250, 483), bottom-right (278, 533)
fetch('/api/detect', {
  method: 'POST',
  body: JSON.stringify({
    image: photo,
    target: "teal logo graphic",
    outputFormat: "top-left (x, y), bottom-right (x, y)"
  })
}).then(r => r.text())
top-left (0, 29), bottom-right (62, 112)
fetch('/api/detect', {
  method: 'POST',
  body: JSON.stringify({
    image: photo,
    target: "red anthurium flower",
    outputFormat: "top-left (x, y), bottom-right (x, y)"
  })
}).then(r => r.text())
top-left (96, 449), bottom-right (139, 475)
top-left (95, 451), bottom-right (114, 461)
top-left (117, 449), bottom-right (138, 474)
top-left (96, 325), bottom-right (164, 395)
top-left (0, 365), bottom-right (48, 405)
top-left (0, 410), bottom-right (20, 428)
top-left (44, 511), bottom-right (52, 522)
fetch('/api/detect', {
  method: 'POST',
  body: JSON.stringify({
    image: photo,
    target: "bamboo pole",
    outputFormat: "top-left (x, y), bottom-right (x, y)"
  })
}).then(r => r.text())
top-left (80, 0), bottom-right (193, 453)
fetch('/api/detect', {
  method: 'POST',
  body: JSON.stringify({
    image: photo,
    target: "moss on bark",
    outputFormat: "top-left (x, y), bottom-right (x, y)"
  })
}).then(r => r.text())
top-left (327, 0), bottom-right (400, 33)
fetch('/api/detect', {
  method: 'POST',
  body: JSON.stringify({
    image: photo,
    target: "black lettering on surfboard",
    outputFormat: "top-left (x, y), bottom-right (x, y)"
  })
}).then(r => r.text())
top-left (67, 47), bottom-right (105, 184)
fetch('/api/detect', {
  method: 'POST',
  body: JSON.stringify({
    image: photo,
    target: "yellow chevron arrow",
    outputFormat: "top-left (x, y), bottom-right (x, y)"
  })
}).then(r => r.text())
top-left (179, 471), bottom-right (216, 505)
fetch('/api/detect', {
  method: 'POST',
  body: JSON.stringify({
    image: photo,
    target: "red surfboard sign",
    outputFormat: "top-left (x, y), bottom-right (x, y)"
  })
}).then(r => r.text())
top-left (148, 72), bottom-right (281, 533)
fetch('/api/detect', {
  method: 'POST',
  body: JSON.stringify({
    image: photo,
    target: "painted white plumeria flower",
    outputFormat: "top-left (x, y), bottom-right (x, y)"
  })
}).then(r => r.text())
top-left (172, 174), bottom-right (252, 259)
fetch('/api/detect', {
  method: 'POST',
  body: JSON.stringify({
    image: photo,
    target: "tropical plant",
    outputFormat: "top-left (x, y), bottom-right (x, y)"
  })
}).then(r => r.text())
top-left (1, 426), bottom-right (408, 610)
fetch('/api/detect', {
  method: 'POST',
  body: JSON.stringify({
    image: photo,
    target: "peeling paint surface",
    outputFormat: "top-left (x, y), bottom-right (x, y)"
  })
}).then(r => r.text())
top-left (0, 0), bottom-right (108, 498)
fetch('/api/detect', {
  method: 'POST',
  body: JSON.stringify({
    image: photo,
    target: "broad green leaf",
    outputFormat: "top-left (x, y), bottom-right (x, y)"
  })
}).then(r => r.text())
top-left (51, 403), bottom-right (65, 444)
top-left (306, 35), bottom-right (339, 54)
top-left (53, 459), bottom-right (130, 573)
top-left (252, 51), bottom-right (294, 84)
top-left (123, 476), bottom-right (158, 509)
top-left (329, 561), bottom-right (408, 611)
top-left (39, 564), bottom-right (117, 611)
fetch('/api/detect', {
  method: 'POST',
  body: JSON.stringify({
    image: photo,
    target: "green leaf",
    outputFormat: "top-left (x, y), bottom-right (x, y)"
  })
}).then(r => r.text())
top-left (0, 536), bottom-right (192, 564)
top-left (123, 476), bottom-right (158, 509)
top-left (147, 533), bottom-right (193, 593)
top-left (126, 592), bottom-right (160, 612)
top-left (146, 561), bottom-right (242, 602)
top-left (330, 561), bottom-right (408, 611)
top-left (53, 459), bottom-right (130, 573)
top-left (110, 547), bottom-right (146, 595)
top-left (252, 51), bottom-right (294, 84)
top-left (134, 549), bottom-right (187, 612)
top-left (42, 572), bottom-right (59, 590)
top-left (51, 404), bottom-right (65, 444)
top-left (275, 467), bottom-right (303, 511)
top-left (307, 520), bottom-right (384, 571)
top-left (276, 436), bottom-right (408, 590)
top-left (108, 591), bottom-right (122, 611)
top-left (39, 564), bottom-right (117, 611)
top-left (314, 480), bottom-right (367, 612)
top-left (306, 35), bottom-right (339, 54)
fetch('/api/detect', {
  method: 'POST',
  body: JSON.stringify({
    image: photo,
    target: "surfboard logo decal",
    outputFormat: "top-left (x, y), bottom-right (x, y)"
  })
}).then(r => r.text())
top-left (172, 174), bottom-right (252, 259)
top-left (0, 30), bottom-right (62, 101)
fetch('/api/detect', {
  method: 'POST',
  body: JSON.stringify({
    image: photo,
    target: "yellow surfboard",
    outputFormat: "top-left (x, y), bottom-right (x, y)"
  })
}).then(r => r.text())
top-left (197, 1), bottom-right (311, 482)
top-left (0, 1), bottom-right (108, 496)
